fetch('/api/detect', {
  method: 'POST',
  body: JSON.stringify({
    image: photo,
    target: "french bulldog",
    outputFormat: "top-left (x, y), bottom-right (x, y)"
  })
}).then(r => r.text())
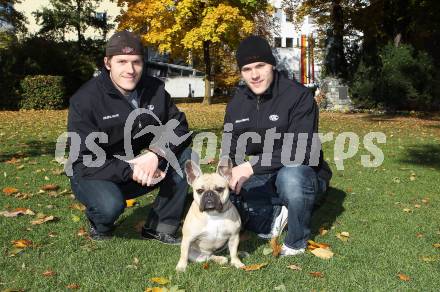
top-left (176, 157), bottom-right (244, 272)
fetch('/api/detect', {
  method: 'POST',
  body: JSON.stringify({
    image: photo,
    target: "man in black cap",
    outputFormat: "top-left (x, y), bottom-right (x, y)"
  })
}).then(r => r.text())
top-left (223, 35), bottom-right (332, 256)
top-left (67, 30), bottom-right (192, 243)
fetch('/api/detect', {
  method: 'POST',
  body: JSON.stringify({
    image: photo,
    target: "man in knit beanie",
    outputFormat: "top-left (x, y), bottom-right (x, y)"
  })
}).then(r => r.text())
top-left (222, 35), bottom-right (332, 256)
top-left (67, 30), bottom-right (192, 244)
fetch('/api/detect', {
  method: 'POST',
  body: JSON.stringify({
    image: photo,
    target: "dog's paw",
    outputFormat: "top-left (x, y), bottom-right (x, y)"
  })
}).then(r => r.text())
top-left (231, 258), bottom-right (245, 269)
top-left (176, 261), bottom-right (187, 272)
top-left (210, 255), bottom-right (228, 265)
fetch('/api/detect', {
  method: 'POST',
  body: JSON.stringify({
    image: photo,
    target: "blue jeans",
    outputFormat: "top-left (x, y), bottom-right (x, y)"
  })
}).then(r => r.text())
top-left (235, 165), bottom-right (327, 249)
top-left (70, 147), bottom-right (192, 234)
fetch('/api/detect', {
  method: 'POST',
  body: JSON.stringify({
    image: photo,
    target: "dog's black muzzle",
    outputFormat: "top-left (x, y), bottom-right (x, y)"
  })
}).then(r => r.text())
top-left (200, 191), bottom-right (223, 212)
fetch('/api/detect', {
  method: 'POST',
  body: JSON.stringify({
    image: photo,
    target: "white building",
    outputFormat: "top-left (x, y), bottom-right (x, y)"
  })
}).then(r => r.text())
top-left (270, 0), bottom-right (321, 85)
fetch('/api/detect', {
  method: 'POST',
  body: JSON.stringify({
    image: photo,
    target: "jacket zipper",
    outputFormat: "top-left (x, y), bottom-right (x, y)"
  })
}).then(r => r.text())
top-left (256, 95), bottom-right (261, 129)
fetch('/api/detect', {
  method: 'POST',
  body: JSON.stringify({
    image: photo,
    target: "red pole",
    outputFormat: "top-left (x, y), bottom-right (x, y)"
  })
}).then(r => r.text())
top-left (300, 34), bottom-right (307, 84)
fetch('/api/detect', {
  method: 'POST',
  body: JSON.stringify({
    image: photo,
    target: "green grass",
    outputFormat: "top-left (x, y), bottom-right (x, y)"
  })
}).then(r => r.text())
top-left (1, 107), bottom-right (439, 291)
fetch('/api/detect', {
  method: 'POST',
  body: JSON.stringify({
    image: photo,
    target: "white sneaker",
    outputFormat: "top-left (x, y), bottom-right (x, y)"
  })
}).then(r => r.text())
top-left (257, 206), bottom-right (288, 239)
top-left (280, 244), bottom-right (305, 257)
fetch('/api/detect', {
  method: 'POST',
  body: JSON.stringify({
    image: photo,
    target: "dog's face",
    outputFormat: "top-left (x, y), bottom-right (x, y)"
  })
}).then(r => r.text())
top-left (185, 157), bottom-right (232, 213)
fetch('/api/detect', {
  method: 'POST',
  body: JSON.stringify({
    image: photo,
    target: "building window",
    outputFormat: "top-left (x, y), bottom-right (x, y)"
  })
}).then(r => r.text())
top-left (286, 38), bottom-right (293, 48)
top-left (297, 37), bottom-right (300, 47)
top-left (274, 37), bottom-right (282, 48)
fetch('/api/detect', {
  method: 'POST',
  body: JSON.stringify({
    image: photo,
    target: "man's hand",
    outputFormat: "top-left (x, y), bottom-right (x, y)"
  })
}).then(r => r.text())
top-left (128, 151), bottom-right (164, 186)
top-left (229, 162), bottom-right (254, 194)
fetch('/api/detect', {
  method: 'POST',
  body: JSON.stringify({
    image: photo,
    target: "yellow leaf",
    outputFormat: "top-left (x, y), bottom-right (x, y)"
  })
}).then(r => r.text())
top-left (3, 187), bottom-right (19, 195)
top-left (145, 288), bottom-right (166, 292)
top-left (241, 263), bottom-right (268, 271)
top-left (149, 277), bottom-right (169, 285)
top-left (307, 240), bottom-right (331, 250)
top-left (398, 273), bottom-right (410, 281)
top-left (11, 239), bottom-right (32, 248)
top-left (66, 283), bottom-right (80, 289)
top-left (270, 237), bottom-right (282, 257)
top-left (433, 243), bottom-right (440, 248)
top-left (126, 199), bottom-right (137, 207)
top-left (309, 271), bottom-right (324, 278)
top-left (311, 247), bottom-right (334, 259)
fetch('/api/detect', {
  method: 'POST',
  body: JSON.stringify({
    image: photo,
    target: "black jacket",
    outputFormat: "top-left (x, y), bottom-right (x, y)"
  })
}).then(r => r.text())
top-left (223, 70), bottom-right (331, 180)
top-left (67, 69), bottom-right (191, 183)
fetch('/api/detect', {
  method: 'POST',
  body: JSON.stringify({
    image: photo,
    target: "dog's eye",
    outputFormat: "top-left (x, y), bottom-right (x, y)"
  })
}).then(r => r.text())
top-left (196, 189), bottom-right (204, 194)
top-left (215, 187), bottom-right (225, 193)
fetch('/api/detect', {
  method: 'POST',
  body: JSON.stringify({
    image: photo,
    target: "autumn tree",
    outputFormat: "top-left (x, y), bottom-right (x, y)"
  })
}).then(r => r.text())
top-left (117, 0), bottom-right (272, 104)
top-left (33, 0), bottom-right (113, 49)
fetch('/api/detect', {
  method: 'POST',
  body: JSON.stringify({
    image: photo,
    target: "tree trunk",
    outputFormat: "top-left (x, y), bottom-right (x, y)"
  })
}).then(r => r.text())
top-left (75, 0), bottom-right (82, 50)
top-left (203, 40), bottom-right (212, 105)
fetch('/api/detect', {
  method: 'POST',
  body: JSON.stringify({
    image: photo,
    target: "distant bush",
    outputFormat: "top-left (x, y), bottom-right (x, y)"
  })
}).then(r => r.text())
top-left (19, 75), bottom-right (66, 110)
top-left (351, 43), bottom-right (438, 110)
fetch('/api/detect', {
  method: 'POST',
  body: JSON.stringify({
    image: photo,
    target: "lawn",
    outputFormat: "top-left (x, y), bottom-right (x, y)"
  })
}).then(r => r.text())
top-left (1, 104), bottom-right (439, 291)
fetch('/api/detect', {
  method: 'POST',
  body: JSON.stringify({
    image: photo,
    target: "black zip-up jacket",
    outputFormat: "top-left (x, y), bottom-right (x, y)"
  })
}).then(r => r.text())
top-left (67, 69), bottom-right (191, 183)
top-left (223, 70), bottom-right (331, 180)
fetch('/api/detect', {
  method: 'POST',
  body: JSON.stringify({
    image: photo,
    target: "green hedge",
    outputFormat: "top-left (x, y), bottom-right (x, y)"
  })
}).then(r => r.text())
top-left (19, 75), bottom-right (66, 110)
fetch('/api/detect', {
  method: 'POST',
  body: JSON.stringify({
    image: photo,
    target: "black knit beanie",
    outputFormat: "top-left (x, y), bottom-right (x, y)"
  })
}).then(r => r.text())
top-left (236, 35), bottom-right (276, 70)
top-left (105, 30), bottom-right (144, 57)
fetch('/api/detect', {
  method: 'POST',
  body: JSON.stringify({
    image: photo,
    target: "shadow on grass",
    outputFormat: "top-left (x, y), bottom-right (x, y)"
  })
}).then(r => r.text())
top-left (311, 187), bottom-right (346, 238)
top-left (399, 144), bottom-right (440, 171)
top-left (115, 186), bottom-right (347, 254)
top-left (0, 140), bottom-right (55, 163)
top-left (359, 112), bottom-right (440, 122)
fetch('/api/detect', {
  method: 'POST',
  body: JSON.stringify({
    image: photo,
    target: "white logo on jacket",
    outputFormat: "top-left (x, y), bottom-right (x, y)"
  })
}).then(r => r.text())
top-left (235, 118), bottom-right (250, 124)
top-left (148, 104), bottom-right (155, 111)
top-left (102, 114), bottom-right (119, 120)
top-left (269, 114), bottom-right (279, 121)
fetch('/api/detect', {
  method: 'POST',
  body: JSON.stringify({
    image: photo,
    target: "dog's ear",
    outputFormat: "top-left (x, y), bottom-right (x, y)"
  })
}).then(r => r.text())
top-left (185, 160), bottom-right (202, 185)
top-left (216, 156), bottom-right (232, 181)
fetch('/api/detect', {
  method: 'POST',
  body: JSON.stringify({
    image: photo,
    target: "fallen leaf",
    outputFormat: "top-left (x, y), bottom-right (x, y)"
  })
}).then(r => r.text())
top-left (311, 247), bottom-right (334, 259)
top-left (420, 255), bottom-right (440, 262)
top-left (262, 246), bottom-right (273, 255)
top-left (414, 204), bottom-right (421, 208)
top-left (416, 233), bottom-right (423, 238)
top-left (69, 203), bottom-right (86, 211)
top-left (126, 199), bottom-right (138, 207)
top-left (309, 271), bottom-right (324, 278)
top-left (42, 270), bottom-right (56, 277)
top-left (77, 228), bottom-right (87, 237)
top-left (0, 208), bottom-right (35, 217)
top-left (149, 277), bottom-right (169, 285)
top-left (66, 283), bottom-right (80, 289)
top-left (307, 240), bottom-right (331, 250)
top-left (287, 264), bottom-right (302, 271)
top-left (8, 247), bottom-right (25, 257)
top-left (11, 239), bottom-right (32, 248)
top-left (340, 231), bottom-right (350, 237)
top-left (421, 198), bottom-right (429, 204)
top-left (241, 262), bottom-right (268, 271)
top-left (71, 215), bottom-right (81, 222)
top-left (319, 227), bottom-right (328, 236)
top-left (398, 273), bottom-right (410, 281)
top-left (402, 208), bottom-right (412, 213)
top-left (41, 184), bottom-right (59, 191)
top-left (3, 187), bottom-right (19, 195)
top-left (202, 262), bottom-right (209, 270)
top-left (145, 288), bottom-right (166, 292)
top-left (270, 237), bottom-right (282, 257)
top-left (274, 284), bottom-right (287, 291)
top-left (433, 243), bottom-right (440, 248)
top-left (31, 215), bottom-right (56, 225)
